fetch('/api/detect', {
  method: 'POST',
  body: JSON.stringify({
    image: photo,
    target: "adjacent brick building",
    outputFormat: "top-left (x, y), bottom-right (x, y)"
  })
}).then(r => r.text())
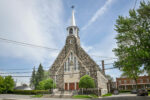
top-left (116, 76), bottom-right (150, 90)
top-left (49, 7), bottom-right (108, 95)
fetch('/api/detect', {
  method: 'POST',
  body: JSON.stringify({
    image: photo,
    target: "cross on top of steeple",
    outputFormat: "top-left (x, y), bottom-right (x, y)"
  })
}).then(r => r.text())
top-left (71, 5), bottom-right (74, 9)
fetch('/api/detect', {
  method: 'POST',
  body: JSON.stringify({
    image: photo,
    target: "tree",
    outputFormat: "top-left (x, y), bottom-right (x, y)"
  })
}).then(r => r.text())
top-left (37, 78), bottom-right (56, 90)
top-left (30, 67), bottom-right (36, 89)
top-left (113, 2), bottom-right (150, 88)
top-left (4, 76), bottom-right (15, 93)
top-left (79, 75), bottom-right (95, 89)
top-left (0, 76), bottom-right (5, 93)
top-left (44, 70), bottom-right (50, 80)
top-left (35, 63), bottom-right (44, 89)
top-left (113, 1), bottom-right (150, 88)
top-left (105, 75), bottom-right (114, 82)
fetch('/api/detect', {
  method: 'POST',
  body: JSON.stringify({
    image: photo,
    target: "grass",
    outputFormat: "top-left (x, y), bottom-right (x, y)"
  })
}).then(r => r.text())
top-left (32, 94), bottom-right (43, 98)
top-left (72, 94), bottom-right (98, 99)
top-left (148, 92), bottom-right (150, 96)
top-left (102, 93), bottom-right (112, 97)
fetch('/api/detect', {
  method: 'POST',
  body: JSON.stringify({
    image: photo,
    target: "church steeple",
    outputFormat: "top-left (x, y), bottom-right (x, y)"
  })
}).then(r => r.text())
top-left (71, 6), bottom-right (76, 26)
top-left (66, 6), bottom-right (80, 45)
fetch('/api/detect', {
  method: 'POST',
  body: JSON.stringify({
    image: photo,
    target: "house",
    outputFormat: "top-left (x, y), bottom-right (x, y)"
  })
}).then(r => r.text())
top-left (116, 76), bottom-right (150, 90)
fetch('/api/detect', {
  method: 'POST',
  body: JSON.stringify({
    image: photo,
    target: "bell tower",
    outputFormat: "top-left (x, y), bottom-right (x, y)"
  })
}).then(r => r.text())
top-left (66, 6), bottom-right (80, 45)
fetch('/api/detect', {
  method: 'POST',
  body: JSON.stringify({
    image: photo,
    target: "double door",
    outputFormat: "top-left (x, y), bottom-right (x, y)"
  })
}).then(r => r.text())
top-left (65, 82), bottom-right (79, 90)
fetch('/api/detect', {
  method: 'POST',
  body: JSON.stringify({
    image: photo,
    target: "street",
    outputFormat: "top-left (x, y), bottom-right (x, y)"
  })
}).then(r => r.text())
top-left (0, 94), bottom-right (150, 100)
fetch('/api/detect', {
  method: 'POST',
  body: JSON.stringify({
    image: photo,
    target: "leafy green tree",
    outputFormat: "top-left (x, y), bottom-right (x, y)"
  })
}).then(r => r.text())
top-left (44, 70), bottom-right (50, 80)
top-left (4, 76), bottom-right (15, 93)
top-left (105, 75), bottom-right (114, 82)
top-left (0, 76), bottom-right (5, 93)
top-left (35, 63), bottom-right (44, 89)
top-left (113, 1), bottom-right (150, 88)
top-left (37, 78), bottom-right (56, 90)
top-left (79, 75), bottom-right (95, 89)
top-left (30, 67), bottom-right (36, 89)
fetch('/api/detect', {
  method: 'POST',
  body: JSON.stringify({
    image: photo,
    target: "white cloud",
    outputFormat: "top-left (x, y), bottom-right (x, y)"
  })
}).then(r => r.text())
top-left (0, 0), bottom-right (64, 65)
top-left (82, 0), bottom-right (114, 30)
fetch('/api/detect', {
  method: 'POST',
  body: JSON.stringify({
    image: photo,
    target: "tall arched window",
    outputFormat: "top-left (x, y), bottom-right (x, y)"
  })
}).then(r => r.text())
top-left (68, 58), bottom-right (70, 71)
top-left (71, 52), bottom-right (73, 60)
top-left (64, 62), bottom-right (66, 72)
top-left (74, 57), bottom-right (76, 70)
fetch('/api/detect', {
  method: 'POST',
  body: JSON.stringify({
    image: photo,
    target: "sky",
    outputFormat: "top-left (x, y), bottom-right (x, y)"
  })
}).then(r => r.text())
top-left (0, 0), bottom-right (142, 85)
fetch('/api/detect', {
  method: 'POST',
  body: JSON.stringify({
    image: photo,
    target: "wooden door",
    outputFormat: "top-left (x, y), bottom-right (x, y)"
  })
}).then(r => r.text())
top-left (76, 82), bottom-right (79, 90)
top-left (65, 83), bottom-right (68, 90)
top-left (69, 83), bottom-right (75, 90)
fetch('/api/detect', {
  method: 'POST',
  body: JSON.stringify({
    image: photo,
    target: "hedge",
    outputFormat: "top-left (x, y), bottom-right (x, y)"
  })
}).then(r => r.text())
top-left (119, 90), bottom-right (131, 93)
top-left (9, 90), bottom-right (51, 95)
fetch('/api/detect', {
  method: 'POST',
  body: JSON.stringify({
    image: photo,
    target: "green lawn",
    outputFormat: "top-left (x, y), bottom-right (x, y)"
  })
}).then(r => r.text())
top-left (102, 93), bottom-right (112, 97)
top-left (72, 94), bottom-right (98, 99)
top-left (32, 94), bottom-right (43, 98)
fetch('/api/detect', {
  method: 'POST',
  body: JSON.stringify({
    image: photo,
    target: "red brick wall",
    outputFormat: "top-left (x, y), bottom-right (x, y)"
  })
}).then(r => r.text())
top-left (116, 76), bottom-right (150, 86)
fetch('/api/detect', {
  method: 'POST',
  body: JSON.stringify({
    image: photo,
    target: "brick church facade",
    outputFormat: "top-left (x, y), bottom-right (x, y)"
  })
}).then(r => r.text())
top-left (49, 7), bottom-right (108, 94)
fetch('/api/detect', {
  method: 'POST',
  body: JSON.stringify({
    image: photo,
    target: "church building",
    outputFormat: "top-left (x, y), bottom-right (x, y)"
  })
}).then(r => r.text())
top-left (49, 7), bottom-right (108, 95)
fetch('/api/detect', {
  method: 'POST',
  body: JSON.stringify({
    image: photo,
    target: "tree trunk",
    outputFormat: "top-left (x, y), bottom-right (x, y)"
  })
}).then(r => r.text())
top-left (134, 78), bottom-right (138, 91)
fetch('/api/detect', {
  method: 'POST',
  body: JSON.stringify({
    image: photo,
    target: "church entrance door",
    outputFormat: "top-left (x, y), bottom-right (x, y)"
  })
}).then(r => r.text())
top-left (65, 83), bottom-right (68, 90)
top-left (69, 83), bottom-right (75, 90)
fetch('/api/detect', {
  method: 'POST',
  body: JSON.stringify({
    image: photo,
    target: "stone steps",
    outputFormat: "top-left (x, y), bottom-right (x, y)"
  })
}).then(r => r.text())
top-left (43, 90), bottom-right (78, 98)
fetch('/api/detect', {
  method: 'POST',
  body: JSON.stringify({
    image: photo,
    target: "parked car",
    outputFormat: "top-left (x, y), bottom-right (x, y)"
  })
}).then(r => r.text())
top-left (131, 89), bottom-right (137, 94)
top-left (137, 89), bottom-right (148, 96)
top-left (113, 89), bottom-right (119, 95)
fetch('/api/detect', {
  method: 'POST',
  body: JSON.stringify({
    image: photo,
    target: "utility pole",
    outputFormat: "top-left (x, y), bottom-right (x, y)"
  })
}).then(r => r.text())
top-left (101, 60), bottom-right (105, 75)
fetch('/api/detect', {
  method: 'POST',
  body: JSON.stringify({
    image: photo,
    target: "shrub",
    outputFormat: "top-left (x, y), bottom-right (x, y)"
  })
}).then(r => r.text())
top-left (4, 76), bottom-right (15, 93)
top-left (0, 76), bottom-right (15, 94)
top-left (10, 90), bottom-right (50, 95)
top-left (0, 76), bottom-right (5, 93)
top-left (119, 90), bottom-right (131, 93)
top-left (79, 75), bottom-right (95, 89)
top-left (37, 78), bottom-right (56, 90)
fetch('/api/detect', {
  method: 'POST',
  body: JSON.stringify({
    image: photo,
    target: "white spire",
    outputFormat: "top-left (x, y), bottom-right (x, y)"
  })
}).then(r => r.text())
top-left (71, 6), bottom-right (76, 26)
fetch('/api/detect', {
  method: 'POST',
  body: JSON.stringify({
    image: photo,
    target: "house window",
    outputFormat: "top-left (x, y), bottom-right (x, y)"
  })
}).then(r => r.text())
top-left (124, 80), bottom-right (127, 84)
top-left (119, 80), bottom-right (121, 84)
top-left (147, 79), bottom-right (149, 83)
top-left (130, 80), bottom-right (133, 84)
top-left (140, 79), bottom-right (143, 83)
top-left (70, 40), bottom-right (72, 44)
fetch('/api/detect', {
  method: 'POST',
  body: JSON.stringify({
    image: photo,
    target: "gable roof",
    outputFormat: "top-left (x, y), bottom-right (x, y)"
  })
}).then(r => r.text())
top-left (49, 35), bottom-right (104, 77)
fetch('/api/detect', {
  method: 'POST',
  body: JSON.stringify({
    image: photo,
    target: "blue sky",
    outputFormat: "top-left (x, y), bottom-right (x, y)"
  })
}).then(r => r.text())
top-left (0, 0), bottom-right (142, 85)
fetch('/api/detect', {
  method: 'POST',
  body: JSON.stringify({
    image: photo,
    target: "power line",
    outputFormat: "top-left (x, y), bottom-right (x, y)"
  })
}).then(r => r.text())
top-left (0, 62), bottom-right (114, 71)
top-left (0, 67), bottom-right (50, 71)
top-left (91, 55), bottom-right (117, 59)
top-left (0, 37), bottom-right (119, 60)
top-left (0, 75), bottom-right (31, 77)
top-left (0, 72), bottom-right (32, 74)
top-left (105, 67), bottom-right (117, 70)
top-left (0, 37), bottom-right (59, 51)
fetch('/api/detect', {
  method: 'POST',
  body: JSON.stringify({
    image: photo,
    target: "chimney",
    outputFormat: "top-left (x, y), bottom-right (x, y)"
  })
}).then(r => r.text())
top-left (102, 60), bottom-right (105, 75)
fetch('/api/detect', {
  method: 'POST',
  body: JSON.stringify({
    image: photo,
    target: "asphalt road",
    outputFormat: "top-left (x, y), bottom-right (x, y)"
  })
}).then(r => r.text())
top-left (0, 94), bottom-right (150, 100)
